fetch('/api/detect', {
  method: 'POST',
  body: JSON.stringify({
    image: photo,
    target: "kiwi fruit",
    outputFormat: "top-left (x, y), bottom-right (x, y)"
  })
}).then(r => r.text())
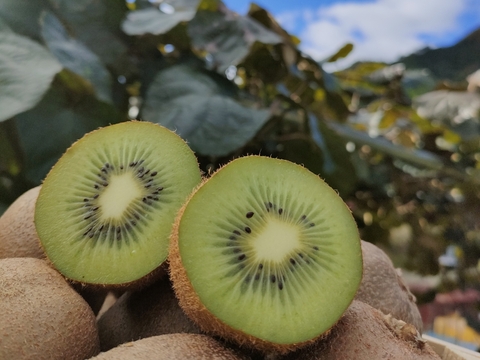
top-left (280, 300), bottom-right (440, 360)
top-left (34, 121), bottom-right (202, 289)
top-left (0, 257), bottom-right (100, 359)
top-left (356, 240), bottom-right (423, 332)
top-left (97, 277), bottom-right (201, 351)
top-left (0, 186), bottom-right (45, 259)
top-left (169, 156), bottom-right (363, 354)
top-left (90, 333), bottom-right (250, 360)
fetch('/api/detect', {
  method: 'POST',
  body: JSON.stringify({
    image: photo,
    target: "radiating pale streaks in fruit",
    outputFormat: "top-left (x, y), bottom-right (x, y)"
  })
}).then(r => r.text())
top-left (98, 173), bottom-right (143, 220)
top-left (252, 217), bottom-right (301, 262)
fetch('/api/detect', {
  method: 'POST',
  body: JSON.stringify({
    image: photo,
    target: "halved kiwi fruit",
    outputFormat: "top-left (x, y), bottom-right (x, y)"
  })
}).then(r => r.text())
top-left (35, 121), bottom-right (201, 289)
top-left (169, 156), bottom-right (363, 354)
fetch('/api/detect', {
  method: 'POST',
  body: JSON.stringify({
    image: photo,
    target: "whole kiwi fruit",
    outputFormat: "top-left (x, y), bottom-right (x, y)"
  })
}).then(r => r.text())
top-left (356, 240), bottom-right (423, 332)
top-left (89, 333), bottom-right (250, 360)
top-left (280, 300), bottom-right (440, 360)
top-left (97, 278), bottom-right (201, 351)
top-left (0, 186), bottom-right (44, 259)
top-left (34, 121), bottom-right (202, 290)
top-left (0, 257), bottom-right (100, 359)
top-left (169, 156), bottom-right (363, 354)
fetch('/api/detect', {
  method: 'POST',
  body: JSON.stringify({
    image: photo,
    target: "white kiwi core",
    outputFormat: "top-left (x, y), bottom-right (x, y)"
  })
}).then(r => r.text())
top-left (98, 173), bottom-right (144, 220)
top-left (252, 218), bottom-right (301, 262)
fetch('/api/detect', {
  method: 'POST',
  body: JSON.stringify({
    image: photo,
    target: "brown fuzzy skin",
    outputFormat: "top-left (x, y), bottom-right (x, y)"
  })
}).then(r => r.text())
top-left (355, 240), bottom-right (423, 332)
top-left (0, 186), bottom-right (45, 260)
top-left (97, 278), bottom-right (201, 351)
top-left (90, 333), bottom-right (251, 360)
top-left (0, 257), bottom-right (100, 359)
top-left (168, 175), bottom-right (330, 355)
top-left (280, 300), bottom-right (440, 360)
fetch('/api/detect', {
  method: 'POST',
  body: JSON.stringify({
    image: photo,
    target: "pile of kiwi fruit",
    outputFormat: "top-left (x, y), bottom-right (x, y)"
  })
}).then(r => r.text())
top-left (0, 121), bottom-right (442, 359)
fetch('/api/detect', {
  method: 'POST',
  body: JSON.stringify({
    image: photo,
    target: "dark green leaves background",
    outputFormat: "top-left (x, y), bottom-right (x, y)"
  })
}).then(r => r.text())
top-left (0, 0), bottom-right (479, 283)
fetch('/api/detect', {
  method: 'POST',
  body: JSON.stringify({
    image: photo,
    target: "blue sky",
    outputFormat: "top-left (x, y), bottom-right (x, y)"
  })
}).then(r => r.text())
top-left (224, 0), bottom-right (480, 70)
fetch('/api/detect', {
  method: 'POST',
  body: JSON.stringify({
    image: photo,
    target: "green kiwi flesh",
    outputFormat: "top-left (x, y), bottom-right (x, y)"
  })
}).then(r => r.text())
top-left (169, 156), bottom-right (362, 350)
top-left (35, 121), bottom-right (201, 286)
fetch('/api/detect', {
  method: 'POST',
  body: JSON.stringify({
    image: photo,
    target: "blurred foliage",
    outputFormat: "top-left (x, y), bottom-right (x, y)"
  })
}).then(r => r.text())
top-left (0, 0), bottom-right (479, 296)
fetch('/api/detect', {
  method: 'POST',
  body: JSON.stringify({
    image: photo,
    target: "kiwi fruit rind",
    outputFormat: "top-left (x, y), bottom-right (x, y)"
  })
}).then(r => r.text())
top-left (0, 185), bottom-right (45, 259)
top-left (280, 300), bottom-right (440, 360)
top-left (169, 156), bottom-right (363, 354)
top-left (97, 277), bottom-right (201, 351)
top-left (356, 240), bottom-right (423, 332)
top-left (34, 121), bottom-right (202, 289)
top-left (90, 333), bottom-right (250, 360)
top-left (0, 257), bottom-right (100, 360)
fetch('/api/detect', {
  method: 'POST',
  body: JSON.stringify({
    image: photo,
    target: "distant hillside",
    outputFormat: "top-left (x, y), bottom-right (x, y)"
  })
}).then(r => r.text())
top-left (398, 27), bottom-right (480, 81)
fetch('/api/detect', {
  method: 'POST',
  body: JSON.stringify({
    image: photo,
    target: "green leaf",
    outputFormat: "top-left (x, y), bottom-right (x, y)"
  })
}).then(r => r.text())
top-left (13, 87), bottom-right (122, 184)
top-left (324, 43), bottom-right (354, 63)
top-left (0, 121), bottom-right (23, 176)
top-left (142, 65), bottom-right (271, 156)
top-left (0, 31), bottom-right (62, 122)
top-left (188, 9), bottom-right (281, 71)
top-left (328, 122), bottom-right (444, 170)
top-left (0, 0), bottom-right (51, 40)
top-left (48, 0), bottom-right (128, 66)
top-left (40, 11), bottom-right (113, 104)
top-left (122, 0), bottom-right (200, 35)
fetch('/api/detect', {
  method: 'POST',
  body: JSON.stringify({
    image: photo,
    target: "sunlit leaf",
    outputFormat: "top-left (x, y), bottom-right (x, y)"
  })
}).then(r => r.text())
top-left (188, 9), bottom-right (281, 71)
top-left (324, 43), bottom-right (354, 63)
top-left (122, 0), bottom-right (200, 35)
top-left (329, 122), bottom-right (444, 170)
top-left (414, 90), bottom-right (480, 125)
top-left (142, 65), bottom-right (271, 156)
top-left (40, 11), bottom-right (113, 104)
top-left (0, 31), bottom-right (62, 122)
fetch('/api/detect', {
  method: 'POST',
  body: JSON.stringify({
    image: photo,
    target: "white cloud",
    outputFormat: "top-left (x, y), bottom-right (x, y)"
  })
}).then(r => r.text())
top-left (275, 0), bottom-right (468, 70)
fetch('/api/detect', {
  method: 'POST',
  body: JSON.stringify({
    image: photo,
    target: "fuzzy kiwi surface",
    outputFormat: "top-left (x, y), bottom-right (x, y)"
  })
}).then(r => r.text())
top-left (97, 278), bottom-right (201, 351)
top-left (169, 156), bottom-right (363, 354)
top-left (90, 333), bottom-right (250, 360)
top-left (280, 300), bottom-right (440, 360)
top-left (0, 257), bottom-right (100, 359)
top-left (0, 186), bottom-right (45, 259)
top-left (356, 240), bottom-right (423, 332)
top-left (34, 121), bottom-right (202, 289)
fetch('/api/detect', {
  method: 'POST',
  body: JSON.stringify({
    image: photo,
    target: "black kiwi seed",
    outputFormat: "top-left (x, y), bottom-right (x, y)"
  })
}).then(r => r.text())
top-left (246, 211), bottom-right (254, 218)
top-left (238, 254), bottom-right (246, 261)
top-left (309, 223), bottom-right (315, 227)
top-left (233, 230), bottom-right (241, 236)
top-left (278, 282), bottom-right (283, 290)
top-left (83, 198), bottom-right (89, 202)
top-left (233, 248), bottom-right (241, 253)
top-left (150, 171), bottom-right (157, 176)
top-left (313, 246), bottom-right (319, 251)
top-left (258, 264), bottom-right (263, 270)
top-left (93, 194), bottom-right (99, 199)
top-left (278, 208), bottom-right (283, 215)
top-left (245, 227), bottom-right (251, 234)
top-left (301, 214), bottom-right (307, 220)
top-left (270, 274), bottom-right (276, 283)
top-left (290, 258), bottom-right (296, 265)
